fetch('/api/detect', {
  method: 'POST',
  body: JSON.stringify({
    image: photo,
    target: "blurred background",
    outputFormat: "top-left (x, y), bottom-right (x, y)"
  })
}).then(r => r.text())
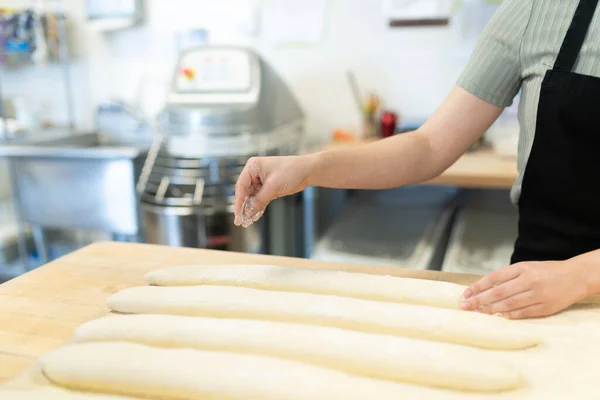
top-left (0, 0), bottom-right (520, 283)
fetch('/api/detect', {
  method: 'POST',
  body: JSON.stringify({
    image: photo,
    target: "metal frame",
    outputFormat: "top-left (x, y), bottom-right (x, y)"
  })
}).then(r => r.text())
top-left (0, 1), bottom-right (75, 267)
top-left (0, 0), bottom-right (75, 133)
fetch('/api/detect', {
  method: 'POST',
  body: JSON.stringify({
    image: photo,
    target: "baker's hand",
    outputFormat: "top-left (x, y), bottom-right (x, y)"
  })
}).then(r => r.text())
top-left (234, 155), bottom-right (318, 227)
top-left (459, 260), bottom-right (590, 319)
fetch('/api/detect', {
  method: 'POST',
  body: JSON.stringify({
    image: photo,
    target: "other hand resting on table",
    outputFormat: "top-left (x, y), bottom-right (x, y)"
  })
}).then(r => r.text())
top-left (461, 251), bottom-right (600, 319)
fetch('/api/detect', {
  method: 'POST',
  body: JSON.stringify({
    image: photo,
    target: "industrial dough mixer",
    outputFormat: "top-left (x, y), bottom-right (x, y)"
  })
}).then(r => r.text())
top-left (137, 46), bottom-right (305, 255)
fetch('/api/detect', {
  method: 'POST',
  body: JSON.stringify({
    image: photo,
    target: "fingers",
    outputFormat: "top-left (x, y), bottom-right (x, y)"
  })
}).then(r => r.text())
top-left (234, 156), bottom-right (296, 227)
top-left (234, 165), bottom-right (255, 220)
top-left (235, 159), bottom-right (264, 226)
top-left (238, 197), bottom-right (265, 228)
top-left (462, 261), bottom-right (577, 320)
top-left (502, 303), bottom-right (549, 320)
top-left (234, 161), bottom-right (281, 227)
top-left (463, 265), bottom-right (522, 300)
top-left (477, 290), bottom-right (537, 315)
top-left (243, 180), bottom-right (280, 218)
top-left (461, 275), bottom-right (531, 311)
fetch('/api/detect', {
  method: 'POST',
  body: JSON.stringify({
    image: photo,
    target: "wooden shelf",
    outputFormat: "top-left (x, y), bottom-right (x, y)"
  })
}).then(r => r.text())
top-left (320, 139), bottom-right (518, 189)
top-left (389, 18), bottom-right (450, 28)
top-left (425, 148), bottom-right (518, 189)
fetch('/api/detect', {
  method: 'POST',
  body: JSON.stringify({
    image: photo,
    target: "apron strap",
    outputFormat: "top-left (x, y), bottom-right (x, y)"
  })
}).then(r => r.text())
top-left (554, 0), bottom-right (600, 72)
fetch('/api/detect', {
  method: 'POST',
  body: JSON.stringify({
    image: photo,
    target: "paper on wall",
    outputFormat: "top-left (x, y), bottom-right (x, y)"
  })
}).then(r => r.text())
top-left (382, 0), bottom-right (454, 20)
top-left (87, 0), bottom-right (138, 18)
top-left (452, 0), bottom-right (500, 61)
top-left (149, 0), bottom-right (259, 39)
top-left (262, 0), bottom-right (328, 44)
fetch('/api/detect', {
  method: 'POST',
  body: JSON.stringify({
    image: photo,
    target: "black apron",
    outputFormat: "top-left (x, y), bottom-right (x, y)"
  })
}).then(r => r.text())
top-left (512, 0), bottom-right (600, 263)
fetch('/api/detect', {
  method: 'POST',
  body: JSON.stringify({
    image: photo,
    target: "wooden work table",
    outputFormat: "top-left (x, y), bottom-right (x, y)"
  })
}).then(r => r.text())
top-left (320, 139), bottom-right (518, 189)
top-left (0, 241), bottom-right (485, 384)
top-left (3, 242), bottom-right (600, 398)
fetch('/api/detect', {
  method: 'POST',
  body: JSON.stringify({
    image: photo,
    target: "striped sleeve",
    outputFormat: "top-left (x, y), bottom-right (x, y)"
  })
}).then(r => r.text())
top-left (456, 0), bottom-right (534, 107)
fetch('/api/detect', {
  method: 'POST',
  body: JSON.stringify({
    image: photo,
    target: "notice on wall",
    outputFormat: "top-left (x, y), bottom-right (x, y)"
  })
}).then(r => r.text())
top-left (262, 0), bottom-right (328, 44)
top-left (452, 0), bottom-right (500, 61)
top-left (87, 0), bottom-right (138, 18)
top-left (150, 0), bottom-right (259, 39)
top-left (382, 0), bottom-right (454, 21)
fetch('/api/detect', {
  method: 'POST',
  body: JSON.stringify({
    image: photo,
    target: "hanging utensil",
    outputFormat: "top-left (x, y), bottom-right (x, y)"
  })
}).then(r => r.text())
top-left (346, 70), bottom-right (364, 115)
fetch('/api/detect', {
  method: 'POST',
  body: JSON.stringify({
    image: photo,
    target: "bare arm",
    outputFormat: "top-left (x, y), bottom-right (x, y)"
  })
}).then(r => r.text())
top-left (308, 85), bottom-right (504, 189)
top-left (234, 85), bottom-right (504, 223)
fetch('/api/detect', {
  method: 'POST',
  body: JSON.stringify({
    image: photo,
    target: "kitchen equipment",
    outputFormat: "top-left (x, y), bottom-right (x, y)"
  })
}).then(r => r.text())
top-left (362, 92), bottom-right (381, 138)
top-left (0, 2), bottom-right (78, 268)
top-left (0, 130), bottom-right (148, 265)
top-left (311, 186), bottom-right (458, 269)
top-left (346, 70), bottom-right (363, 114)
top-left (0, 131), bottom-right (145, 234)
top-left (0, 198), bottom-right (33, 282)
top-left (138, 46), bottom-right (305, 256)
top-left (345, 70), bottom-right (380, 139)
top-left (442, 189), bottom-right (518, 275)
top-left (0, 5), bottom-right (75, 131)
top-left (95, 100), bottom-right (152, 147)
top-left (140, 155), bottom-right (263, 253)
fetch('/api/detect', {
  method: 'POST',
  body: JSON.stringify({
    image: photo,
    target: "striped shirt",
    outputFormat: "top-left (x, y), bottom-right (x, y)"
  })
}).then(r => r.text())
top-left (456, 0), bottom-right (600, 203)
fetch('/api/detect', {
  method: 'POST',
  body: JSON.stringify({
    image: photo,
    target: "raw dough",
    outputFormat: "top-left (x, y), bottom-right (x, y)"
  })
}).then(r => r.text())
top-left (107, 285), bottom-right (541, 350)
top-left (74, 314), bottom-right (523, 392)
top-left (0, 387), bottom-right (137, 399)
top-left (145, 264), bottom-right (466, 309)
top-left (39, 342), bottom-right (480, 400)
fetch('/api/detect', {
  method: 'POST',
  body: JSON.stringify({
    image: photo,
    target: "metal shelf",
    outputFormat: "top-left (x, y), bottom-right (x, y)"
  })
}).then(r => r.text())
top-left (0, 0), bottom-right (74, 270)
top-left (0, 3), bottom-right (73, 130)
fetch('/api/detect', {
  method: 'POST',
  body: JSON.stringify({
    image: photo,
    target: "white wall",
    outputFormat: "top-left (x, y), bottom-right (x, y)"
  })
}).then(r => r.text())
top-left (85, 0), bottom-right (478, 138)
top-left (3, 0), bottom-right (488, 137)
top-left (254, 1), bottom-right (464, 135)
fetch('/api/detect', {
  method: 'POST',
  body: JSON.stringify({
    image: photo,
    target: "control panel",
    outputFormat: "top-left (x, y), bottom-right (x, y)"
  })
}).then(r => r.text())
top-left (174, 48), bottom-right (254, 94)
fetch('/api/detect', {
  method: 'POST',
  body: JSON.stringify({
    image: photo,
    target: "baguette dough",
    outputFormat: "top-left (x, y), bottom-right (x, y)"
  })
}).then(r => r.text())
top-left (39, 342), bottom-right (478, 400)
top-left (74, 314), bottom-right (523, 392)
top-left (107, 285), bottom-right (541, 350)
top-left (0, 387), bottom-right (137, 399)
top-left (145, 264), bottom-right (466, 309)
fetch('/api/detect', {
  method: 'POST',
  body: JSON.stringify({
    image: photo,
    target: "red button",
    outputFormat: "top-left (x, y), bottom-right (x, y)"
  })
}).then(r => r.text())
top-left (182, 68), bottom-right (195, 80)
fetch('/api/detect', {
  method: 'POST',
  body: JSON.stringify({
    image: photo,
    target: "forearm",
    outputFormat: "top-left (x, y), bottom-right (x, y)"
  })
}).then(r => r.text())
top-left (307, 130), bottom-right (445, 190)
top-left (305, 86), bottom-right (502, 190)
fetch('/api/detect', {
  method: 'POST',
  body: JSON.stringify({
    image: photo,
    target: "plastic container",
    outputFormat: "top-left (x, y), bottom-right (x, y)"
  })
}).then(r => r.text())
top-left (311, 186), bottom-right (458, 270)
top-left (442, 189), bottom-right (518, 275)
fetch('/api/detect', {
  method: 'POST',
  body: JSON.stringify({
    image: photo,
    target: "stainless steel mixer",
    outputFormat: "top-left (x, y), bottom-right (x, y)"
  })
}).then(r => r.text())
top-left (137, 45), bottom-right (305, 255)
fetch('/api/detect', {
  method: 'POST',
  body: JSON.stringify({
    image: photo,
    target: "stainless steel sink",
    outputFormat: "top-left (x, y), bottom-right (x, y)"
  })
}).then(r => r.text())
top-left (0, 131), bottom-right (149, 236)
top-left (0, 130), bottom-right (148, 159)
